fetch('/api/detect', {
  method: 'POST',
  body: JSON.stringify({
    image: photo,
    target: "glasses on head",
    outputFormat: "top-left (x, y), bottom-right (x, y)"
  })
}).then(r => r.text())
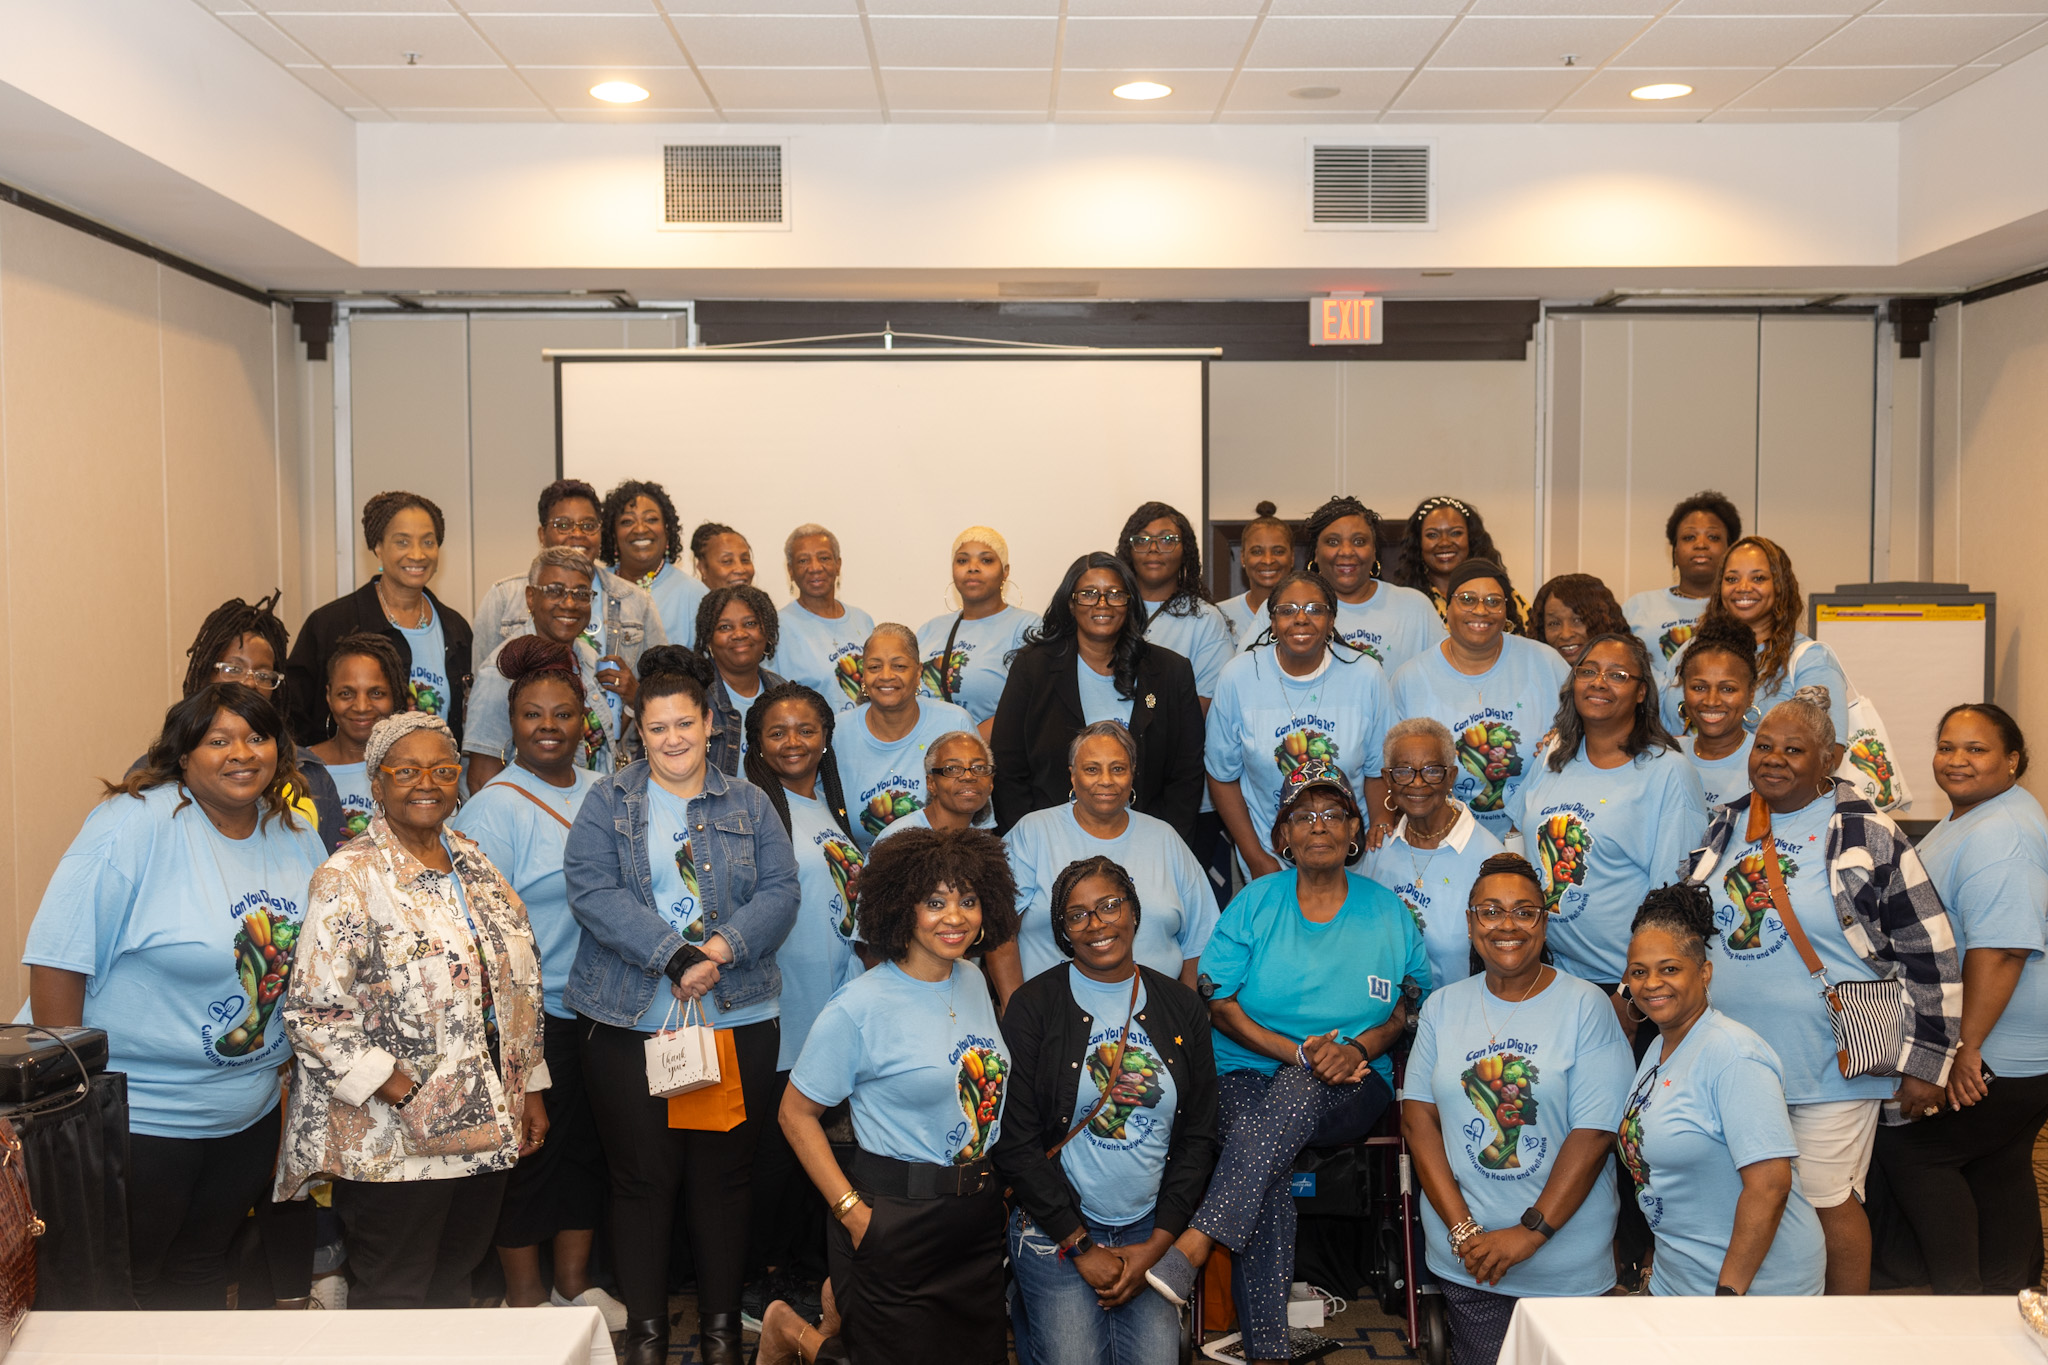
top-left (548, 517), bottom-right (601, 535)
top-left (1284, 808), bottom-right (1353, 831)
top-left (1272, 603), bottom-right (1332, 621)
top-left (931, 761), bottom-right (995, 781)
top-left (1128, 533), bottom-right (1182, 551)
top-left (534, 583), bottom-right (595, 605)
top-left (1573, 665), bottom-right (1639, 686)
top-left (378, 763), bottom-right (463, 786)
top-left (1470, 902), bottom-right (1544, 928)
top-left (214, 662), bottom-right (283, 691)
top-left (1388, 764), bottom-right (1451, 786)
top-left (1062, 896), bottom-right (1129, 931)
top-left (1072, 587), bottom-right (1132, 607)
top-left (1452, 592), bottom-right (1507, 613)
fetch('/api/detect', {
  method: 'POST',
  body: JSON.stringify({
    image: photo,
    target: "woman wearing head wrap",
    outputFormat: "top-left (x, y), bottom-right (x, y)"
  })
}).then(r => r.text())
top-left (916, 526), bottom-right (1042, 733)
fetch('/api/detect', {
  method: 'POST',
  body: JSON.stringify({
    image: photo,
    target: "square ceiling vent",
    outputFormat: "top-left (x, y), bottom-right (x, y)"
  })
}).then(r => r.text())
top-left (1309, 144), bottom-right (1433, 231)
top-left (663, 144), bottom-right (787, 231)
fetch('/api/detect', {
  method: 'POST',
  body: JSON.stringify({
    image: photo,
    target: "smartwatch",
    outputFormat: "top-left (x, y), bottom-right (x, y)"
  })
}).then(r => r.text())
top-left (1716, 1284), bottom-right (1742, 1296)
top-left (1519, 1207), bottom-right (1556, 1240)
top-left (1064, 1232), bottom-right (1097, 1260)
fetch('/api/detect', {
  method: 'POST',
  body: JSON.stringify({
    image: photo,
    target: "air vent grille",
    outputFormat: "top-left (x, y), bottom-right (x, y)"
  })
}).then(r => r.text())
top-left (1311, 145), bottom-right (1431, 227)
top-left (664, 144), bottom-right (783, 225)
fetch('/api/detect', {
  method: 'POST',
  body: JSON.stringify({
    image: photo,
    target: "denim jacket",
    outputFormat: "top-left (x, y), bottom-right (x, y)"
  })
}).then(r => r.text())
top-left (562, 760), bottom-right (800, 1028)
top-left (471, 564), bottom-right (667, 678)
top-left (707, 669), bottom-right (786, 778)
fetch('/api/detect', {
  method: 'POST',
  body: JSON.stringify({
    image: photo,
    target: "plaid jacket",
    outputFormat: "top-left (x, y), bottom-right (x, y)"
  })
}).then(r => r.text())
top-left (1683, 784), bottom-right (1961, 1086)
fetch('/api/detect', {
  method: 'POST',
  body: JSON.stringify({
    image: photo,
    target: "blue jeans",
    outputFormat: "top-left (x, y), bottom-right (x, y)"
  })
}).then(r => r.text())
top-left (1008, 1207), bottom-right (1182, 1365)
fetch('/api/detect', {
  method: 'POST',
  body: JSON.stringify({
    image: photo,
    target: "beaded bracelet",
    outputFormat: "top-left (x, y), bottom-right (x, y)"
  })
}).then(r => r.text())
top-left (1448, 1219), bottom-right (1483, 1254)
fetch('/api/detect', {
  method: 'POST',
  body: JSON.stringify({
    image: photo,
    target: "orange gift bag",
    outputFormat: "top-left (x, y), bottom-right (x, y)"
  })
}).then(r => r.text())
top-left (667, 1028), bottom-right (746, 1132)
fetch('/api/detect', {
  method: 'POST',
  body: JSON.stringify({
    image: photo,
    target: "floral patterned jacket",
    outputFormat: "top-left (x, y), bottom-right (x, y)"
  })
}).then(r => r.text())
top-left (275, 816), bottom-right (548, 1197)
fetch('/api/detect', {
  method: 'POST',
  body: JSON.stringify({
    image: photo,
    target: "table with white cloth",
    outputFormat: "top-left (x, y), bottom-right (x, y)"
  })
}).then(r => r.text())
top-left (7, 1306), bottom-right (616, 1365)
top-left (1500, 1295), bottom-right (2036, 1365)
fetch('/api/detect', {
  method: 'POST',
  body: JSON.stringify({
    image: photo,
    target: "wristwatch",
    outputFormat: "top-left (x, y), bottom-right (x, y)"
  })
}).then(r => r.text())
top-left (1519, 1207), bottom-right (1556, 1240)
top-left (1716, 1284), bottom-right (1742, 1296)
top-left (1063, 1232), bottom-right (1097, 1260)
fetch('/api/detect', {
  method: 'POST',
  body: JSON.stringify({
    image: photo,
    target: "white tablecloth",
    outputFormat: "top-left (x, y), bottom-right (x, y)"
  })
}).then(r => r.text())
top-left (8, 1307), bottom-right (616, 1365)
top-left (1500, 1295), bottom-right (2040, 1365)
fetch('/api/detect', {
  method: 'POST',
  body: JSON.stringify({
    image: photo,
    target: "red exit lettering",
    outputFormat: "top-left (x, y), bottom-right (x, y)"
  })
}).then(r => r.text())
top-left (1310, 296), bottom-right (1382, 346)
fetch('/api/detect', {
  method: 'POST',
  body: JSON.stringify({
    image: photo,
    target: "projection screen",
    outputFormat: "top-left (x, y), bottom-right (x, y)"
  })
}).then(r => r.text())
top-left (554, 352), bottom-right (1209, 631)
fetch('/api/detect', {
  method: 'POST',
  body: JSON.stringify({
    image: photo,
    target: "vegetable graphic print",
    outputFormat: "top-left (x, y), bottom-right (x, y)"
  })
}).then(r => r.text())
top-left (1659, 623), bottom-right (1695, 662)
top-left (955, 1045), bottom-right (1006, 1162)
top-left (1085, 1041), bottom-right (1165, 1141)
top-left (674, 840), bottom-right (705, 942)
top-left (861, 790), bottom-right (921, 838)
top-left (1722, 848), bottom-right (1793, 951)
top-left (1274, 729), bottom-right (1338, 779)
top-left (1535, 813), bottom-right (1591, 913)
top-left (1461, 1053), bottom-right (1540, 1169)
top-left (820, 835), bottom-right (864, 941)
top-left (1458, 721), bottom-right (1522, 812)
top-left (833, 654), bottom-right (866, 705)
top-left (1619, 1081), bottom-right (1652, 1193)
top-left (581, 706), bottom-right (608, 769)
top-left (1847, 734), bottom-right (1897, 807)
top-left (410, 681), bottom-right (444, 716)
top-left (921, 648), bottom-right (967, 701)
top-left (219, 907), bottom-right (299, 1057)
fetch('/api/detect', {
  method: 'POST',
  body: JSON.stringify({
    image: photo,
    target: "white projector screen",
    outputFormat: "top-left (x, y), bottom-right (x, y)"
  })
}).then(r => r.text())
top-left (557, 356), bottom-right (1207, 632)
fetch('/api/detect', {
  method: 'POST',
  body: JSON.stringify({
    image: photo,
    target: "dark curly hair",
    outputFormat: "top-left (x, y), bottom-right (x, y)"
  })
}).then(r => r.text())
top-left (496, 635), bottom-right (587, 711)
top-left (1545, 631), bottom-right (1677, 772)
top-left (1666, 490), bottom-right (1742, 551)
top-left (601, 479), bottom-right (683, 568)
top-left (1937, 702), bottom-right (2030, 780)
top-left (537, 478), bottom-right (600, 527)
top-left (107, 683), bottom-right (306, 831)
top-left (1047, 856), bottom-right (1143, 961)
top-left (181, 591), bottom-right (290, 699)
top-left (1115, 501), bottom-right (1209, 616)
top-left (636, 643), bottom-right (716, 715)
top-left (1528, 574), bottom-right (1628, 652)
top-left (1394, 495), bottom-right (1507, 596)
top-left (1301, 495), bottom-right (1384, 582)
top-left (1630, 882), bottom-right (1718, 964)
top-left (1023, 553), bottom-right (1151, 701)
top-left (1697, 536), bottom-right (1803, 696)
top-left (360, 490), bottom-right (445, 550)
top-left (743, 683), bottom-right (858, 843)
top-left (695, 584), bottom-right (781, 667)
top-left (856, 826), bottom-right (1019, 962)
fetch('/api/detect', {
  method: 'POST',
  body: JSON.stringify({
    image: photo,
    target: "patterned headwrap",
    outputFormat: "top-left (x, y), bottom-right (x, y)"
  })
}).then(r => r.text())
top-left (364, 711), bottom-right (458, 780)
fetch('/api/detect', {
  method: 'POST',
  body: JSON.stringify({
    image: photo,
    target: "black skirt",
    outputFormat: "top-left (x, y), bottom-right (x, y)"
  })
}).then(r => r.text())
top-left (824, 1159), bottom-right (1007, 1365)
top-left (495, 1013), bottom-right (608, 1247)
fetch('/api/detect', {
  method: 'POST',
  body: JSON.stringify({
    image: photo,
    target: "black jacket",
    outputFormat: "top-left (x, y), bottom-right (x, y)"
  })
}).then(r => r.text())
top-left (992, 964), bottom-right (1218, 1244)
top-left (284, 578), bottom-right (474, 748)
top-left (990, 638), bottom-right (1204, 842)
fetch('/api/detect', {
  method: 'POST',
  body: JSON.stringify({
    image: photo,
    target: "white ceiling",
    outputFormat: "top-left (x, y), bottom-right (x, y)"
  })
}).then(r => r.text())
top-left (194, 0), bottom-right (2048, 124)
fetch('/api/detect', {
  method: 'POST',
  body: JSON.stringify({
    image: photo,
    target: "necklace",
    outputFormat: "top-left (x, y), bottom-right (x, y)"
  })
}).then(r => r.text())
top-left (376, 579), bottom-right (428, 629)
top-left (1479, 965), bottom-right (1549, 1045)
top-left (945, 972), bottom-right (958, 1021)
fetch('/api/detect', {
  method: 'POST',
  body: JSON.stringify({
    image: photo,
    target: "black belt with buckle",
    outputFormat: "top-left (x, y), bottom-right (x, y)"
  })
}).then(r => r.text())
top-left (852, 1148), bottom-right (995, 1199)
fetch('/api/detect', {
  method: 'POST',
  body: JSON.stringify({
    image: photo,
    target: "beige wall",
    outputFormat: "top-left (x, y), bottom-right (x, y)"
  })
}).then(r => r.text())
top-left (0, 201), bottom-right (313, 1012)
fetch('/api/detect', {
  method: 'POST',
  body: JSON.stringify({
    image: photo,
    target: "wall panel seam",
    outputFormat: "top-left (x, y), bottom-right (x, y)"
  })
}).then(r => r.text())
top-left (157, 265), bottom-right (175, 699)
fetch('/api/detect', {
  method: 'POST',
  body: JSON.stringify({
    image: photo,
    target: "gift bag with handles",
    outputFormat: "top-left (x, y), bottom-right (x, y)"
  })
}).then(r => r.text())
top-left (644, 998), bottom-right (720, 1099)
top-left (668, 1027), bottom-right (746, 1132)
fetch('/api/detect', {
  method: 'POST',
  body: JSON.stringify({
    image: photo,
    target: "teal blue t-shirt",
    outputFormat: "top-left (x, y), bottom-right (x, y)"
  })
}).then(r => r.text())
top-left (1681, 734), bottom-right (1754, 810)
top-left (1197, 870), bottom-right (1427, 1084)
top-left (1511, 745), bottom-right (1710, 985)
top-left (777, 600), bottom-right (877, 714)
top-left (1335, 583), bottom-right (1446, 677)
top-left (328, 761), bottom-right (373, 843)
top-left (1407, 971), bottom-right (1633, 1297)
top-left (1142, 599), bottom-right (1235, 699)
top-left (1389, 636), bottom-right (1571, 840)
top-left (450, 763), bottom-right (598, 1020)
top-left (1060, 969), bottom-right (1179, 1226)
top-left (776, 790), bottom-right (867, 1069)
top-left (638, 560), bottom-right (708, 650)
top-left (1360, 802), bottom-right (1505, 989)
top-left (916, 606), bottom-right (1040, 724)
top-left (1075, 659), bottom-right (1132, 727)
top-left (1005, 804), bottom-right (1218, 982)
top-left (396, 607), bottom-right (452, 720)
top-left (835, 699), bottom-right (980, 850)
top-left (637, 782), bottom-right (780, 1031)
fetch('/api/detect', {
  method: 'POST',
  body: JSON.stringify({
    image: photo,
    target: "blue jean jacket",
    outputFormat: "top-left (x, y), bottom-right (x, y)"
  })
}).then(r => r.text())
top-left (562, 759), bottom-right (800, 1028)
top-left (707, 669), bottom-right (786, 777)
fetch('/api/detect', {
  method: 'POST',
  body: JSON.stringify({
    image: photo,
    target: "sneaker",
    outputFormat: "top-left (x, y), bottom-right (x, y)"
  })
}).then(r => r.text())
top-left (552, 1286), bottom-right (629, 1333)
top-left (1145, 1247), bottom-right (1196, 1308)
top-left (309, 1273), bottom-right (348, 1312)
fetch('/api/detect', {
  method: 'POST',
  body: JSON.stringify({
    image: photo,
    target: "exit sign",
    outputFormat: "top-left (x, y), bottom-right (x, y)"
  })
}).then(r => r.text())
top-left (1310, 295), bottom-right (1383, 346)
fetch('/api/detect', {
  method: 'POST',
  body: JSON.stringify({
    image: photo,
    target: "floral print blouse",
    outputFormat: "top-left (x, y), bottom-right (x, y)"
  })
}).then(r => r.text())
top-left (275, 815), bottom-right (548, 1197)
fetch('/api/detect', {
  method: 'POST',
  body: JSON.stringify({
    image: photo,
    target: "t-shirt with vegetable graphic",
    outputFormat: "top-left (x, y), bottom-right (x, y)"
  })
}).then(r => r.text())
top-left (1458, 719), bottom-right (1523, 813)
top-left (1535, 812), bottom-right (1592, 913)
top-left (410, 678), bottom-right (445, 716)
top-left (580, 704), bottom-right (611, 771)
top-left (1085, 1040), bottom-right (1166, 1140)
top-left (1274, 727), bottom-right (1339, 779)
top-left (832, 651), bottom-right (867, 706)
top-left (1846, 730), bottom-right (1899, 807)
top-left (1619, 1075), bottom-right (1653, 1196)
top-left (665, 837), bottom-right (706, 943)
top-left (954, 1043), bottom-right (1007, 1163)
top-left (819, 834), bottom-right (863, 942)
top-left (1721, 846), bottom-right (1794, 953)
top-left (1659, 623), bottom-right (1695, 662)
top-left (861, 788), bottom-right (923, 839)
top-left (213, 897), bottom-right (301, 1059)
top-left (920, 647), bottom-right (968, 702)
top-left (1462, 1052), bottom-right (1540, 1169)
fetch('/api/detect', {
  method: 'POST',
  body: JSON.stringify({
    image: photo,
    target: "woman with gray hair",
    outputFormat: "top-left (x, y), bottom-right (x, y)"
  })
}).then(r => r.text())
top-left (276, 710), bottom-right (549, 1308)
top-left (1363, 716), bottom-right (1506, 988)
top-left (987, 719), bottom-right (1217, 1007)
top-left (777, 523), bottom-right (876, 714)
top-left (872, 729), bottom-right (998, 846)
top-left (836, 623), bottom-right (978, 849)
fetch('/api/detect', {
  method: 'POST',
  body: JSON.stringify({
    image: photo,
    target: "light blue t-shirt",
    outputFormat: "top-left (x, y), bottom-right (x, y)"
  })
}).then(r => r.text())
top-left (1061, 969), bottom-right (1179, 1226)
top-left (451, 763), bottom-right (597, 1020)
top-left (916, 606), bottom-right (1041, 724)
top-left (1390, 637), bottom-right (1571, 841)
top-left (1006, 805), bottom-right (1219, 982)
top-left (1703, 794), bottom-right (1891, 1103)
top-left (1670, 635), bottom-right (1851, 741)
top-left (776, 790), bottom-right (867, 1070)
top-left (792, 959), bottom-right (1009, 1166)
top-left (1917, 785), bottom-right (2048, 1078)
top-left (778, 600), bottom-right (877, 714)
top-left (637, 782), bottom-right (780, 1031)
top-left (1219, 591), bottom-right (1264, 655)
top-left (636, 560), bottom-right (708, 650)
top-left (1511, 745), bottom-right (1710, 984)
top-left (328, 761), bottom-right (374, 843)
top-left (1204, 648), bottom-right (1393, 861)
top-left (1075, 660), bottom-right (1133, 727)
top-left (1624, 586), bottom-right (1711, 693)
top-left (1681, 733), bottom-right (1754, 810)
top-left (836, 698), bottom-right (979, 850)
top-left (1336, 583), bottom-right (1447, 677)
top-left (396, 607), bottom-right (452, 720)
top-left (464, 637), bottom-right (618, 773)
top-left (23, 785), bottom-right (328, 1138)
top-left (1622, 1010), bottom-right (1824, 1297)
top-left (1408, 972), bottom-right (1633, 1297)
top-left (1142, 599), bottom-right (1235, 699)
top-left (1361, 802), bottom-right (1506, 989)
top-left (1198, 870), bottom-right (1428, 1084)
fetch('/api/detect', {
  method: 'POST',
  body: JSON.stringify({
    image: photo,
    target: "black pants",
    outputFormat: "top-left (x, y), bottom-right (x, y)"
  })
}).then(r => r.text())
top-left (1871, 1068), bottom-right (2048, 1293)
top-left (581, 1014), bottom-right (781, 1322)
top-left (1193, 809), bottom-right (1235, 909)
top-left (1595, 985), bottom-right (1661, 1283)
top-left (496, 1013), bottom-right (609, 1248)
top-left (747, 1068), bottom-right (826, 1280)
top-left (127, 1104), bottom-right (281, 1310)
top-left (825, 1177), bottom-right (1007, 1365)
top-left (331, 1171), bottom-right (511, 1308)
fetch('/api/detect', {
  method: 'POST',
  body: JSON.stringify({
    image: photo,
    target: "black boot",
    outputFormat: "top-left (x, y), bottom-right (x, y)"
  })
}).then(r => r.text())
top-left (700, 1310), bottom-right (745, 1365)
top-left (618, 1317), bottom-right (669, 1365)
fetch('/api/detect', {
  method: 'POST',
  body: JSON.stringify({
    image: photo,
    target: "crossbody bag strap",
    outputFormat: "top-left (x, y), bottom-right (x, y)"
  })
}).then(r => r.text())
top-left (938, 613), bottom-right (966, 703)
top-left (481, 781), bottom-right (576, 832)
top-left (1746, 802), bottom-right (1833, 990)
top-left (1045, 970), bottom-right (1143, 1160)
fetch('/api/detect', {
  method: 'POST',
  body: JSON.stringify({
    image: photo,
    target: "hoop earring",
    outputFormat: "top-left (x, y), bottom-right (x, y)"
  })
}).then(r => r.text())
top-left (1346, 841), bottom-right (1361, 859)
top-left (974, 924), bottom-right (986, 947)
top-left (1383, 792), bottom-right (1399, 813)
top-left (1817, 779), bottom-right (1833, 797)
top-left (1279, 844), bottom-right (1298, 865)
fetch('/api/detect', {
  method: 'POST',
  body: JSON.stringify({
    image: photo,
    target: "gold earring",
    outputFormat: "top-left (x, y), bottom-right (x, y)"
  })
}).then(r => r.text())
top-left (974, 924), bottom-right (986, 947)
top-left (1383, 793), bottom-right (1399, 812)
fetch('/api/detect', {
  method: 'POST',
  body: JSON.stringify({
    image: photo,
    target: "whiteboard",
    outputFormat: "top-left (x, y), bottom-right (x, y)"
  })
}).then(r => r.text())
top-left (1812, 598), bottom-right (1993, 822)
top-left (556, 357), bottom-right (1207, 632)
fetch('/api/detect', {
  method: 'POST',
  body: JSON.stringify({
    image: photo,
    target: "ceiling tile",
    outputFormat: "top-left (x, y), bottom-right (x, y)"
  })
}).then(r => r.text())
top-left (283, 63), bottom-right (379, 107)
top-left (1729, 62), bottom-right (1948, 102)
top-left (219, 12), bottom-right (316, 63)
top-left (1056, 67), bottom-right (1233, 109)
top-left (866, 16), bottom-right (1056, 66)
top-left (1247, 15), bottom-right (1458, 66)
top-left (1976, 17), bottom-right (2048, 58)
top-left (1557, 64), bottom-right (1770, 106)
top-left (881, 67), bottom-right (1052, 107)
top-left (1705, 105), bottom-right (1882, 117)
top-left (383, 107), bottom-right (557, 119)
top-left (1886, 60), bottom-right (1997, 103)
top-left (1429, 15), bottom-right (1651, 67)
top-left (888, 108), bottom-right (1050, 119)
top-left (1060, 16), bottom-right (1259, 68)
top-left (1392, 66), bottom-right (1588, 107)
top-left (336, 64), bottom-right (542, 105)
top-left (661, 0), bottom-right (856, 12)
top-left (868, 0), bottom-right (1055, 9)
top-left (667, 15), bottom-right (870, 65)
top-left (266, 13), bottom-right (498, 65)
top-left (1223, 67), bottom-right (1411, 108)
top-left (519, 65), bottom-right (712, 107)
top-left (1380, 107), bottom-right (1546, 119)
top-left (466, 13), bottom-right (682, 64)
top-left (1544, 105), bottom-right (1714, 118)
top-left (1795, 12), bottom-right (2039, 62)
top-left (718, 107), bottom-right (881, 121)
top-left (1668, 0), bottom-right (1864, 11)
top-left (554, 108), bottom-right (722, 122)
top-left (1052, 107), bottom-right (1216, 121)
top-left (202, 0), bottom-right (258, 13)
top-left (458, 1), bottom-right (659, 10)
top-left (1468, 0), bottom-right (1665, 12)
top-left (258, 0), bottom-right (452, 11)
top-left (1217, 108), bottom-right (1386, 120)
top-left (1070, 0), bottom-right (1263, 11)
top-left (697, 65), bottom-right (879, 107)
top-left (1269, 0), bottom-right (1465, 14)
top-left (1615, 14), bottom-right (1850, 66)
top-left (1868, 0), bottom-right (2048, 12)
top-left (1865, 105), bottom-right (1914, 117)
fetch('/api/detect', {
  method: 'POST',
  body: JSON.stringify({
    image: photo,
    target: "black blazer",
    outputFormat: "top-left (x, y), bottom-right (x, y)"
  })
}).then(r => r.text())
top-left (285, 578), bottom-right (474, 747)
top-left (992, 964), bottom-right (1218, 1245)
top-left (990, 638), bottom-right (1204, 843)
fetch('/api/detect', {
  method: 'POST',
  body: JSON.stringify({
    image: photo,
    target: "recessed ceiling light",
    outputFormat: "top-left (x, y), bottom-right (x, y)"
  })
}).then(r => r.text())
top-left (1289, 86), bottom-right (1341, 100)
top-left (591, 81), bottom-right (650, 104)
top-left (1630, 83), bottom-right (1693, 101)
top-left (1113, 81), bottom-right (1172, 101)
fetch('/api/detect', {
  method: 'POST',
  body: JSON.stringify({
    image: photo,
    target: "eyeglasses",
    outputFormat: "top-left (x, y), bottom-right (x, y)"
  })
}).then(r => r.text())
top-left (1128, 533), bottom-right (1182, 551)
top-left (534, 583), bottom-right (595, 605)
top-left (214, 662), bottom-right (284, 691)
top-left (1470, 903), bottom-right (1544, 927)
top-left (1388, 764), bottom-right (1450, 786)
top-left (1284, 808), bottom-right (1354, 830)
top-left (930, 762), bottom-right (995, 781)
top-left (1072, 587), bottom-right (1132, 607)
top-left (1273, 603), bottom-right (1331, 621)
top-left (1452, 592), bottom-right (1507, 613)
top-left (378, 763), bottom-right (463, 785)
top-left (1062, 896), bottom-right (1129, 931)
top-left (1572, 665), bottom-right (1639, 686)
top-left (548, 517), bottom-right (601, 534)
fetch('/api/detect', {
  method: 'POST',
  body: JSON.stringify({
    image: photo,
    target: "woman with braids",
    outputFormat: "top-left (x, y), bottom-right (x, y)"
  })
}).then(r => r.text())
top-left (1403, 852), bottom-right (1631, 1365)
top-left (916, 526), bottom-right (1041, 732)
top-left (286, 490), bottom-right (473, 745)
top-left (450, 638), bottom-right (622, 1329)
top-left (994, 553), bottom-right (1205, 844)
top-left (1395, 495), bottom-right (1530, 633)
top-left (835, 624), bottom-right (977, 850)
top-left (1528, 574), bottom-right (1629, 668)
top-left (302, 631), bottom-right (413, 851)
top-left (700, 583), bottom-right (788, 777)
top-left (1617, 883), bottom-right (1824, 1296)
top-left (28, 684), bottom-right (327, 1308)
top-left (994, 855), bottom-right (1218, 1365)
top-left (565, 645), bottom-right (799, 1365)
top-left (1681, 687), bottom-right (1958, 1294)
top-left (1675, 620), bottom-right (1759, 807)
top-left (778, 826), bottom-right (1019, 1365)
top-left (694, 522), bottom-right (756, 589)
top-left (607, 478), bottom-right (706, 648)
top-left (1624, 492), bottom-right (1740, 701)
top-left (1508, 632), bottom-right (1708, 1003)
top-left (778, 524), bottom-right (876, 715)
top-left (1297, 494), bottom-right (1443, 674)
top-left (1691, 535), bottom-right (1849, 740)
